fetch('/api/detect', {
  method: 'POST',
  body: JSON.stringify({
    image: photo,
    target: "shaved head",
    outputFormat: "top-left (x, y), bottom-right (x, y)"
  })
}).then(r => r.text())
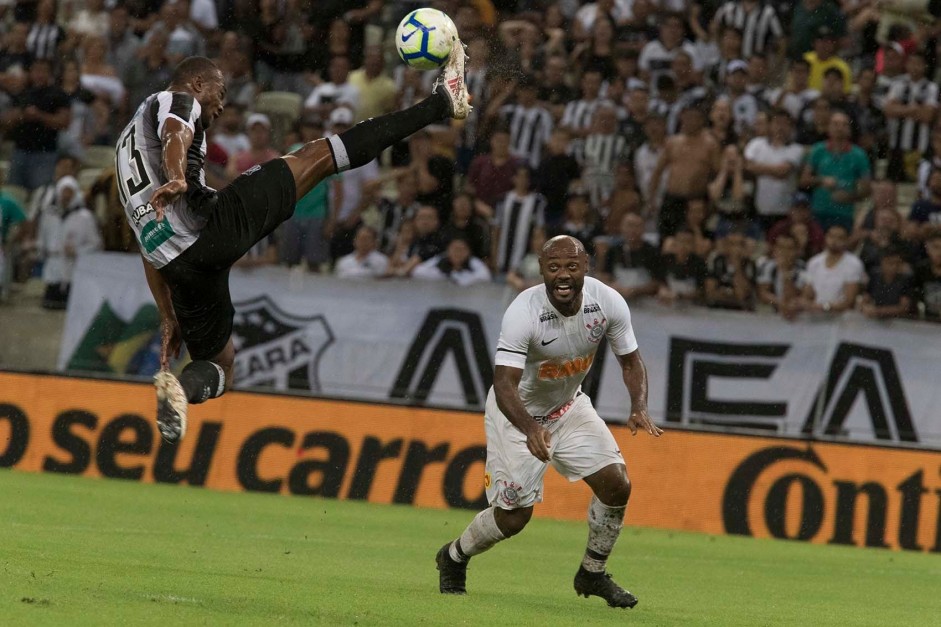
top-left (541, 235), bottom-right (587, 259)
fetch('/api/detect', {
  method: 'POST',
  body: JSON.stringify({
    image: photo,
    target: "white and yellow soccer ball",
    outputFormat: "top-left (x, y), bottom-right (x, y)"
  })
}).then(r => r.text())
top-left (395, 8), bottom-right (457, 71)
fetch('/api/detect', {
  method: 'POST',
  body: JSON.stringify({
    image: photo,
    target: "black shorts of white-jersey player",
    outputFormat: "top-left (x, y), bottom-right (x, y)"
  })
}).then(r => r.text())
top-left (436, 235), bottom-right (663, 609)
top-left (130, 49), bottom-right (470, 443)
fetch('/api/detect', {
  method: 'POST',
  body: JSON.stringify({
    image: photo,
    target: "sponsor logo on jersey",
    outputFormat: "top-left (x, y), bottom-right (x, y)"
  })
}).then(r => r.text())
top-left (586, 317), bottom-right (606, 343)
top-left (130, 202), bottom-right (156, 225)
top-left (583, 303), bottom-right (600, 314)
top-left (539, 311), bottom-right (557, 323)
top-left (537, 353), bottom-right (594, 380)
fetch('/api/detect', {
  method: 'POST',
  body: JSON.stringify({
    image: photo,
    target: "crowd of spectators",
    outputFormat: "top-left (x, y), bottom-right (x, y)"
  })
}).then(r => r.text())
top-left (0, 0), bottom-right (940, 323)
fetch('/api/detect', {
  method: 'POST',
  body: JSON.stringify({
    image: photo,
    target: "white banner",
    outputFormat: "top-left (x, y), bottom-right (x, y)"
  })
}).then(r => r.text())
top-left (60, 253), bottom-right (941, 447)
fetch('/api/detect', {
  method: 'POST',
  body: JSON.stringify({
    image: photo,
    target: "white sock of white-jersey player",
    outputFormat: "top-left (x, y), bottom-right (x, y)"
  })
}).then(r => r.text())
top-left (581, 497), bottom-right (626, 573)
top-left (448, 507), bottom-right (505, 563)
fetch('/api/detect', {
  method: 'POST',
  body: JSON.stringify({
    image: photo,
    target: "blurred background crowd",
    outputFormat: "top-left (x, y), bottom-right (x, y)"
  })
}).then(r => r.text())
top-left (0, 0), bottom-right (940, 323)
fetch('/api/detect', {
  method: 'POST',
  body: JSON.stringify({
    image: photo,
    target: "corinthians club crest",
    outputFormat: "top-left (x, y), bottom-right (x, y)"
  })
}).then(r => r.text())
top-left (231, 295), bottom-right (334, 392)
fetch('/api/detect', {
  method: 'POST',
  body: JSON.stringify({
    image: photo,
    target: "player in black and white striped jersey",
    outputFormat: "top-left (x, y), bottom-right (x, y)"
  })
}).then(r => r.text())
top-left (711, 0), bottom-right (784, 59)
top-left (497, 75), bottom-right (553, 170)
top-left (884, 51), bottom-right (939, 181)
top-left (492, 165), bottom-right (547, 276)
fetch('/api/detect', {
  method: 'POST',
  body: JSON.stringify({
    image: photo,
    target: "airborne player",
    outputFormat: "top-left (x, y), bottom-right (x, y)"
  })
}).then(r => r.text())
top-left (436, 235), bottom-right (662, 609)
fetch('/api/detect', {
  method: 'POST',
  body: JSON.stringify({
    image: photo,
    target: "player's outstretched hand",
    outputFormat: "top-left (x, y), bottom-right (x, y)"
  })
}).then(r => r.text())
top-left (150, 179), bottom-right (188, 221)
top-left (526, 425), bottom-right (552, 462)
top-left (627, 410), bottom-right (663, 437)
top-left (160, 317), bottom-right (182, 371)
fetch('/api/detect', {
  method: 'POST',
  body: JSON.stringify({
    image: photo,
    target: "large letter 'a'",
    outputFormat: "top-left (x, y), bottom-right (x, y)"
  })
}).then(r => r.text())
top-left (390, 309), bottom-right (493, 407)
top-left (802, 342), bottom-right (916, 442)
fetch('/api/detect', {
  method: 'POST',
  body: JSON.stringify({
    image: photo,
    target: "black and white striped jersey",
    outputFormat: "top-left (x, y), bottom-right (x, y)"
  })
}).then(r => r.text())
top-left (712, 1), bottom-right (784, 58)
top-left (26, 22), bottom-right (63, 60)
top-left (886, 77), bottom-right (939, 152)
top-left (116, 91), bottom-right (211, 268)
top-left (500, 103), bottom-right (554, 169)
top-left (494, 191), bottom-right (547, 275)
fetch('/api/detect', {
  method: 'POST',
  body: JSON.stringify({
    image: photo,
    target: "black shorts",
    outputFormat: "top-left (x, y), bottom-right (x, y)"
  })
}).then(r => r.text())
top-left (159, 158), bottom-right (297, 360)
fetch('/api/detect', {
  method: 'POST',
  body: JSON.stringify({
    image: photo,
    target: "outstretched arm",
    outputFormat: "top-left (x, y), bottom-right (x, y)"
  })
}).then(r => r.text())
top-left (150, 117), bottom-right (194, 220)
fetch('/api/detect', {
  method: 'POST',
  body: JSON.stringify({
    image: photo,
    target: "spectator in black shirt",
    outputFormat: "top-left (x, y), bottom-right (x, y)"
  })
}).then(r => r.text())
top-left (860, 246), bottom-right (913, 320)
top-left (598, 213), bottom-right (661, 301)
top-left (390, 205), bottom-right (446, 278)
top-left (442, 192), bottom-right (490, 263)
top-left (705, 229), bottom-right (757, 311)
top-left (658, 227), bottom-right (708, 306)
top-left (408, 129), bottom-right (454, 219)
top-left (1, 58), bottom-right (70, 191)
top-left (914, 232), bottom-right (941, 322)
top-left (535, 127), bottom-right (581, 227)
top-left (796, 97), bottom-right (831, 147)
top-left (537, 54), bottom-right (576, 121)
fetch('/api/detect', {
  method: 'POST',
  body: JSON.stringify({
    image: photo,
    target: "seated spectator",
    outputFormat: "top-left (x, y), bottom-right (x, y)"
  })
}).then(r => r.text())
top-left (800, 225), bottom-right (865, 315)
top-left (535, 127), bottom-right (581, 227)
top-left (860, 246), bottom-right (913, 320)
top-left (914, 232), bottom-right (941, 322)
top-left (800, 111), bottom-right (871, 232)
top-left (767, 192), bottom-right (825, 255)
top-left (597, 213), bottom-right (661, 301)
top-left (442, 193), bottom-right (489, 262)
top-left (389, 205), bottom-right (445, 277)
top-left (858, 206), bottom-right (914, 276)
top-left (757, 234), bottom-right (806, 320)
top-left (280, 152), bottom-right (338, 271)
top-left (226, 113), bottom-right (280, 178)
top-left (106, 5), bottom-right (140, 79)
top-left (80, 35), bottom-right (126, 109)
top-left (506, 228), bottom-right (546, 292)
top-left (335, 225), bottom-right (389, 279)
top-left (907, 168), bottom-right (941, 242)
top-left (849, 179), bottom-right (898, 249)
top-left (377, 172), bottom-right (419, 254)
top-left (412, 238), bottom-right (492, 286)
top-left (145, 0), bottom-right (206, 66)
top-left (663, 196), bottom-right (714, 259)
top-left (467, 127), bottom-right (520, 210)
top-left (600, 162), bottom-right (643, 237)
top-left (657, 227), bottom-right (707, 306)
top-left (551, 181), bottom-right (601, 257)
top-left (493, 165), bottom-right (546, 274)
top-left (705, 229), bottom-right (757, 311)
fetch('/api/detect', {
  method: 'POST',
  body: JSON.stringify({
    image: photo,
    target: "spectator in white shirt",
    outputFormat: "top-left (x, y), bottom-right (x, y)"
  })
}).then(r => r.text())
top-left (413, 237), bottom-right (492, 286)
top-left (724, 60), bottom-right (759, 137)
top-left (335, 225), bottom-right (389, 279)
top-left (744, 109), bottom-right (805, 230)
top-left (800, 224), bottom-right (865, 315)
top-left (304, 55), bottom-right (360, 120)
top-left (638, 13), bottom-right (699, 91)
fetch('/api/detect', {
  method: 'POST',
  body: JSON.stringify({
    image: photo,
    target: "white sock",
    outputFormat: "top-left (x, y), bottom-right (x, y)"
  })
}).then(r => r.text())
top-left (581, 496), bottom-right (626, 573)
top-left (449, 507), bottom-right (505, 563)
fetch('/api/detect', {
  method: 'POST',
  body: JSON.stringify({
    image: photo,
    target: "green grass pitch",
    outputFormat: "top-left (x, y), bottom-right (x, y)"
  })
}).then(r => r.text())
top-left (2, 469), bottom-right (939, 626)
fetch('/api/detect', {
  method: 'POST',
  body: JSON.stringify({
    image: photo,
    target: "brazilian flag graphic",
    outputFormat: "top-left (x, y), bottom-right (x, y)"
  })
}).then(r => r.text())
top-left (67, 303), bottom-right (187, 377)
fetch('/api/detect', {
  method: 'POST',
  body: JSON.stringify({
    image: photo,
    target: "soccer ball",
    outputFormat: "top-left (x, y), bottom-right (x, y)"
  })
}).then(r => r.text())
top-left (395, 8), bottom-right (456, 71)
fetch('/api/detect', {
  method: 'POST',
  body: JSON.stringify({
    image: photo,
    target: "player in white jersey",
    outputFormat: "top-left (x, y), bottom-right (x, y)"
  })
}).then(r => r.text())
top-left (119, 52), bottom-right (470, 443)
top-left (436, 235), bottom-right (662, 609)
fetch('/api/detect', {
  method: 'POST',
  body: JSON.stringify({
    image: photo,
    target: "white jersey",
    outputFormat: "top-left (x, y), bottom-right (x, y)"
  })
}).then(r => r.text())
top-left (116, 91), bottom-right (212, 268)
top-left (494, 277), bottom-right (638, 417)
